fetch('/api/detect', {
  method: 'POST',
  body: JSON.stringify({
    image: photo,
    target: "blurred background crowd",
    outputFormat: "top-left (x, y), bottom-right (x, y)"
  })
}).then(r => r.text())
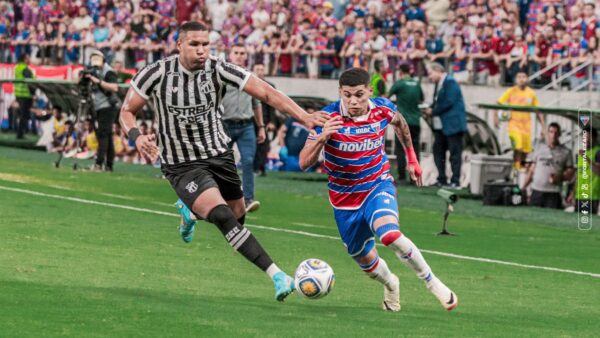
top-left (1, 0), bottom-right (600, 88)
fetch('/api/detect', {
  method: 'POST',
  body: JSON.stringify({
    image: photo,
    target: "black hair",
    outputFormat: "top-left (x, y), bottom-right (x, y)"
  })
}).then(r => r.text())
top-left (252, 62), bottom-right (264, 68)
top-left (17, 53), bottom-right (28, 63)
top-left (548, 122), bottom-right (561, 134)
top-left (339, 68), bottom-right (370, 87)
top-left (399, 63), bottom-right (411, 74)
top-left (178, 21), bottom-right (208, 37)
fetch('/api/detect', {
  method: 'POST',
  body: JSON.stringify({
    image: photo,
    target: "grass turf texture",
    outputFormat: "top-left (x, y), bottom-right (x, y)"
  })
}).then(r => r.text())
top-left (0, 146), bottom-right (598, 337)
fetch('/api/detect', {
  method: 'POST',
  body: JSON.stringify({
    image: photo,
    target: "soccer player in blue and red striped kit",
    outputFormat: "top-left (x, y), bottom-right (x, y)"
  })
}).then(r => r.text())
top-left (299, 68), bottom-right (458, 312)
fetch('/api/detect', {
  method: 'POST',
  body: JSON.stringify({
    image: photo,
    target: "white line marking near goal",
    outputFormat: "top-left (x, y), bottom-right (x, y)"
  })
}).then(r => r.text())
top-left (1, 184), bottom-right (599, 279)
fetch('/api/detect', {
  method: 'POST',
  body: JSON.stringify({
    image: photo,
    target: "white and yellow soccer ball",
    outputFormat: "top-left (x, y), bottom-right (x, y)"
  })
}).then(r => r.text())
top-left (294, 258), bottom-right (335, 299)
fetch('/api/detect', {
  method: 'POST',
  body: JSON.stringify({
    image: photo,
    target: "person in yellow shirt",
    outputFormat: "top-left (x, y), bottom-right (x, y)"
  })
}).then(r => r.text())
top-left (113, 122), bottom-right (128, 161)
top-left (496, 71), bottom-right (545, 169)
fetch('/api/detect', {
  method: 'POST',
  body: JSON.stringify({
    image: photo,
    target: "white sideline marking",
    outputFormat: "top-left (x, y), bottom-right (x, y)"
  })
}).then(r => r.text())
top-left (292, 222), bottom-right (329, 229)
top-left (1, 184), bottom-right (599, 279)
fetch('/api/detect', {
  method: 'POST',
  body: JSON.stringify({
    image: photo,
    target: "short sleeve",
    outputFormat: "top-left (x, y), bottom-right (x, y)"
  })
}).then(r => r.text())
top-left (216, 59), bottom-right (251, 90)
top-left (531, 92), bottom-right (539, 107)
top-left (497, 88), bottom-right (511, 104)
top-left (130, 61), bottom-right (163, 100)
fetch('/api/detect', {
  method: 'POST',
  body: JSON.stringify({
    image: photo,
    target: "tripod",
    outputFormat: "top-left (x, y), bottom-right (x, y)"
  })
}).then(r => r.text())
top-left (54, 94), bottom-right (93, 170)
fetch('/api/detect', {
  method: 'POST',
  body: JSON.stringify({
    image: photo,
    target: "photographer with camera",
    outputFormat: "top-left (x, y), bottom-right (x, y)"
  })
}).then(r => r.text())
top-left (81, 49), bottom-right (119, 172)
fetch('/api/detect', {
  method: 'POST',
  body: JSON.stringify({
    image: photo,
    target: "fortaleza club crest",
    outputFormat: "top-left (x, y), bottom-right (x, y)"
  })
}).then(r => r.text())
top-left (580, 116), bottom-right (590, 127)
top-left (186, 181), bottom-right (198, 193)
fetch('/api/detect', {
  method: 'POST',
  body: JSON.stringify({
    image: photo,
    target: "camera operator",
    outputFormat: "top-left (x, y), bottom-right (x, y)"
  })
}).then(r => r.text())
top-left (82, 49), bottom-right (119, 172)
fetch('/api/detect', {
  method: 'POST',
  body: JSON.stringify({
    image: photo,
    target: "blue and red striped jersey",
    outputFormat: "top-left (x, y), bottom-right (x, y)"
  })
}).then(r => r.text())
top-left (310, 97), bottom-right (398, 210)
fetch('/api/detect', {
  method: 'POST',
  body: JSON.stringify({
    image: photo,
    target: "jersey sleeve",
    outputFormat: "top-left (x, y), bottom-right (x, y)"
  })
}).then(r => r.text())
top-left (216, 59), bottom-right (251, 90)
top-left (130, 61), bottom-right (163, 100)
top-left (497, 88), bottom-right (512, 104)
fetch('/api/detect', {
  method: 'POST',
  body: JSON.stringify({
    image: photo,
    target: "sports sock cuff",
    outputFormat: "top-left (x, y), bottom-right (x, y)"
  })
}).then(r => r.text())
top-left (360, 256), bottom-right (380, 272)
top-left (375, 223), bottom-right (402, 246)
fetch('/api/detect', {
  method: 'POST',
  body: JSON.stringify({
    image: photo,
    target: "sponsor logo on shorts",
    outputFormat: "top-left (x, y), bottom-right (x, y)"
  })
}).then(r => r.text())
top-left (185, 181), bottom-right (198, 193)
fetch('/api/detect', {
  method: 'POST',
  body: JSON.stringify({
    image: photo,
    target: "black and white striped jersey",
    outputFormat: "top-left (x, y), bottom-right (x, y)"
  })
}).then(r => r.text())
top-left (130, 54), bottom-right (251, 165)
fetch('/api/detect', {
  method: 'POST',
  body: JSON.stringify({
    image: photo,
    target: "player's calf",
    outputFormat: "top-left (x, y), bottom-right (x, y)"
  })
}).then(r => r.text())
top-left (355, 247), bottom-right (400, 311)
top-left (374, 220), bottom-right (458, 311)
top-left (206, 204), bottom-right (294, 301)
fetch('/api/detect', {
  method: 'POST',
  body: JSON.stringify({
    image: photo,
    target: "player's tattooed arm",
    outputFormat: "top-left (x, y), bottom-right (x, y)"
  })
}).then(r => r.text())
top-left (391, 112), bottom-right (413, 149)
top-left (391, 112), bottom-right (423, 186)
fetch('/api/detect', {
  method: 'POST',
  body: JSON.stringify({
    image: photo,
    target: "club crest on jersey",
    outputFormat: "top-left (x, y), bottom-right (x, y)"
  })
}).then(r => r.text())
top-left (200, 82), bottom-right (215, 94)
top-left (185, 181), bottom-right (198, 193)
top-left (339, 137), bottom-right (383, 152)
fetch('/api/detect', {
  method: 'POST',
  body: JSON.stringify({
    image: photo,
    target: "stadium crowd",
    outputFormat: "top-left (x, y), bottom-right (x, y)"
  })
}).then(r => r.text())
top-left (1, 0), bottom-right (600, 88)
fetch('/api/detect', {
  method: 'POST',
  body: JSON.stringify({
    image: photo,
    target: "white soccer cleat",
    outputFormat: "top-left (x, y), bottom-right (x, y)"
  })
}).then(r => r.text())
top-left (428, 277), bottom-right (458, 311)
top-left (382, 274), bottom-right (401, 312)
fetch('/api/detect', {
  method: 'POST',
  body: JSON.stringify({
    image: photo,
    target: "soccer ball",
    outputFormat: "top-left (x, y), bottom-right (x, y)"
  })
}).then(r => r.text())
top-left (294, 258), bottom-right (335, 299)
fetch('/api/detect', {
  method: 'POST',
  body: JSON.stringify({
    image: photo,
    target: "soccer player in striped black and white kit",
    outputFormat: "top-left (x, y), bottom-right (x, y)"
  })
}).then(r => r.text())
top-left (119, 22), bottom-right (328, 301)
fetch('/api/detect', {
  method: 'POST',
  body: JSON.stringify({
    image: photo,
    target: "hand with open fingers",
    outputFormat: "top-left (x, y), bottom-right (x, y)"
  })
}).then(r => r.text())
top-left (136, 134), bottom-right (159, 163)
top-left (307, 111), bottom-right (331, 129)
top-left (319, 116), bottom-right (344, 142)
top-left (408, 161), bottom-right (423, 187)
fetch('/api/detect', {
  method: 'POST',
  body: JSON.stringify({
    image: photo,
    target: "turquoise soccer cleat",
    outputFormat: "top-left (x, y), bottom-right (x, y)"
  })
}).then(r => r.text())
top-left (175, 199), bottom-right (196, 243)
top-left (272, 271), bottom-right (295, 302)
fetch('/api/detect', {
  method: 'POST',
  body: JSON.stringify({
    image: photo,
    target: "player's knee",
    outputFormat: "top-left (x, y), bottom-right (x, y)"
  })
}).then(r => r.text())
top-left (375, 223), bottom-right (402, 246)
top-left (207, 204), bottom-right (238, 232)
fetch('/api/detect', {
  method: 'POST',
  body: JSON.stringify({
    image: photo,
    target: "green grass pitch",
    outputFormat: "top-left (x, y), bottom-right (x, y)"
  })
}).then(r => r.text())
top-left (0, 146), bottom-right (598, 337)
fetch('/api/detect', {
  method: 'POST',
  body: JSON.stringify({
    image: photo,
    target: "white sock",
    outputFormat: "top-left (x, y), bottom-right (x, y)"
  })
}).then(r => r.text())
top-left (266, 263), bottom-right (282, 279)
top-left (388, 235), bottom-right (434, 284)
top-left (365, 258), bottom-right (396, 289)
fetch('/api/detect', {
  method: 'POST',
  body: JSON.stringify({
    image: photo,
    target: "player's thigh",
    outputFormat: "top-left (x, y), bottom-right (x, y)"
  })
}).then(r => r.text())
top-left (192, 187), bottom-right (228, 219)
top-left (163, 164), bottom-right (221, 217)
top-left (209, 150), bottom-right (244, 201)
top-left (364, 181), bottom-right (400, 232)
top-left (333, 208), bottom-right (375, 259)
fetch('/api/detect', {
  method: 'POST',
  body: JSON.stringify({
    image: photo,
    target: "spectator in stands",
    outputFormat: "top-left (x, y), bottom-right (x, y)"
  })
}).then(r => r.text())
top-left (522, 123), bottom-right (574, 209)
top-left (496, 70), bottom-right (544, 169)
top-left (388, 63), bottom-right (424, 185)
top-left (425, 62), bottom-right (467, 188)
top-left (568, 128), bottom-right (600, 214)
top-left (492, 21), bottom-right (516, 85)
top-left (568, 27), bottom-right (590, 91)
top-left (277, 109), bottom-right (313, 172)
top-left (425, 25), bottom-right (444, 62)
top-left (531, 26), bottom-right (554, 86)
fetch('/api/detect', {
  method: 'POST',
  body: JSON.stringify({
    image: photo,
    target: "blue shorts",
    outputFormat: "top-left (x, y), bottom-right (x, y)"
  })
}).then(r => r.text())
top-left (333, 181), bottom-right (399, 258)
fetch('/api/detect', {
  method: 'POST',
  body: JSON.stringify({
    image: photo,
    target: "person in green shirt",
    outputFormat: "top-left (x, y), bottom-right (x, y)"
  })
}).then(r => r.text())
top-left (387, 63), bottom-right (424, 184)
top-left (570, 128), bottom-right (600, 214)
top-left (14, 53), bottom-right (35, 139)
top-left (370, 60), bottom-right (386, 98)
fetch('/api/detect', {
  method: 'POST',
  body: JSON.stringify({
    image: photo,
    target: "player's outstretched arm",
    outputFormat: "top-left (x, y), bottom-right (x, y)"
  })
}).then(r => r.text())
top-left (391, 112), bottom-right (423, 186)
top-left (119, 87), bottom-right (159, 162)
top-left (299, 116), bottom-right (343, 170)
top-left (243, 75), bottom-right (329, 129)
